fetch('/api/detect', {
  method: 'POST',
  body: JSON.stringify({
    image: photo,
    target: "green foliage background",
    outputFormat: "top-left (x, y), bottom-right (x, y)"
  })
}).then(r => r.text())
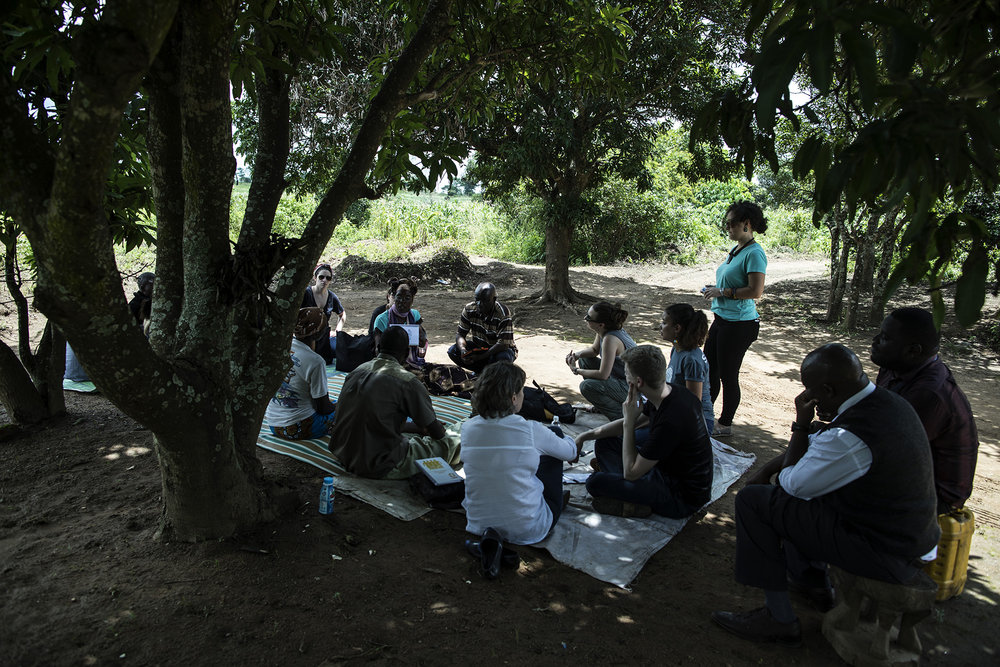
top-left (232, 130), bottom-right (831, 266)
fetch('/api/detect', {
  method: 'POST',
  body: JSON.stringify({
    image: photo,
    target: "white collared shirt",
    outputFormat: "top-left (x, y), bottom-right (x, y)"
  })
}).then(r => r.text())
top-left (778, 382), bottom-right (877, 500)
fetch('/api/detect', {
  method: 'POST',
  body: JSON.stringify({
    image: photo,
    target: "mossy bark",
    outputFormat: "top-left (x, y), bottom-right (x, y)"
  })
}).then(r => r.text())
top-left (1, 0), bottom-right (456, 539)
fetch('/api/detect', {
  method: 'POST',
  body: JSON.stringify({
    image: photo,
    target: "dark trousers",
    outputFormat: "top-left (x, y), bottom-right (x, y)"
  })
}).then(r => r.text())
top-left (585, 436), bottom-right (698, 519)
top-left (704, 317), bottom-right (759, 426)
top-left (537, 455), bottom-right (565, 530)
top-left (447, 344), bottom-right (515, 374)
top-left (315, 331), bottom-right (335, 365)
top-left (734, 484), bottom-right (921, 590)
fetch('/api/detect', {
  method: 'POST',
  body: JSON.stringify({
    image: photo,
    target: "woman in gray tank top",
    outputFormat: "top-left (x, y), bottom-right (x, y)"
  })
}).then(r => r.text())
top-left (565, 301), bottom-right (636, 421)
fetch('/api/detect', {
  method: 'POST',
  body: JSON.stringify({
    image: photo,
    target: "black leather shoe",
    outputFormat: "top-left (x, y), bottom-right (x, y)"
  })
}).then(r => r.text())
top-left (479, 527), bottom-right (504, 579)
top-left (464, 539), bottom-right (520, 568)
top-left (789, 580), bottom-right (835, 612)
top-left (711, 607), bottom-right (802, 646)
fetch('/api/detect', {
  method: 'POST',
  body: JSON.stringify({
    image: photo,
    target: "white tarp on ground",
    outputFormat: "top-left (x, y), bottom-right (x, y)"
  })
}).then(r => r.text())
top-left (540, 418), bottom-right (754, 587)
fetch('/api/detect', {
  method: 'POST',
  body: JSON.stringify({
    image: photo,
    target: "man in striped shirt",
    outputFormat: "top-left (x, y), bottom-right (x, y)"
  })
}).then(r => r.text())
top-left (448, 282), bottom-right (517, 374)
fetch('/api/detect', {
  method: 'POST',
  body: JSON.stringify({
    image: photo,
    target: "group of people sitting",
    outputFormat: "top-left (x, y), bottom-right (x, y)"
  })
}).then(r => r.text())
top-left (263, 204), bottom-right (978, 647)
top-left (265, 267), bottom-right (717, 528)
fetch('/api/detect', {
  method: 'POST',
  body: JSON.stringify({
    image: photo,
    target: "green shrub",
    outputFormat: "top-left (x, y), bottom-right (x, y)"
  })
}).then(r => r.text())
top-left (764, 208), bottom-right (829, 255)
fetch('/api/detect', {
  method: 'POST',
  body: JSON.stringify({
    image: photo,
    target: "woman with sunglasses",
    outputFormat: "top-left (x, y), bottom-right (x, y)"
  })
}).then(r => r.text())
top-left (700, 201), bottom-right (768, 437)
top-left (302, 263), bottom-right (346, 365)
top-left (565, 301), bottom-right (636, 421)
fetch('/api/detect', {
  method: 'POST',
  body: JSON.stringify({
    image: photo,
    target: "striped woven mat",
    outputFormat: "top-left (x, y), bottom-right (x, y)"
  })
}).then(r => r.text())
top-left (256, 367), bottom-right (472, 476)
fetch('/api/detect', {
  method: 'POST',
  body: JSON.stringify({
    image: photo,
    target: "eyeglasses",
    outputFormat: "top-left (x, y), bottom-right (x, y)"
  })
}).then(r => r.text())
top-left (316, 275), bottom-right (332, 281)
top-left (584, 314), bottom-right (596, 322)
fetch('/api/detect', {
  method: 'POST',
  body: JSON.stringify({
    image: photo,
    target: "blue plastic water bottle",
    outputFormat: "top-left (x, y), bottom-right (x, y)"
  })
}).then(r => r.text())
top-left (318, 477), bottom-right (335, 515)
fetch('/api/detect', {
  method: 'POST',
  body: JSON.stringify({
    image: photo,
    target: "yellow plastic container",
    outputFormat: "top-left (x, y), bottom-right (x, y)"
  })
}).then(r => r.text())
top-left (923, 508), bottom-right (975, 601)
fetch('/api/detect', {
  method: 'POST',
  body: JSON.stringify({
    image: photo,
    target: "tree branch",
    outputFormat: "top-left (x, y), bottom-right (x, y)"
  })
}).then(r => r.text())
top-left (172, 0), bottom-right (238, 360)
top-left (146, 22), bottom-right (186, 352)
top-left (238, 22), bottom-right (292, 249)
top-left (283, 0), bottom-right (457, 298)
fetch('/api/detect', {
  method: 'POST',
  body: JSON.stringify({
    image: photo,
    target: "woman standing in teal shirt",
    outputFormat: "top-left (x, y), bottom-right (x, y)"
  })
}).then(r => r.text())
top-left (701, 201), bottom-right (768, 437)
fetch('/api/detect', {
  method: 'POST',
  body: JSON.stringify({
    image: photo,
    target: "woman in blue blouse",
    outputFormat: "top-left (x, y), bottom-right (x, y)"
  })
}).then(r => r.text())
top-left (701, 201), bottom-right (768, 437)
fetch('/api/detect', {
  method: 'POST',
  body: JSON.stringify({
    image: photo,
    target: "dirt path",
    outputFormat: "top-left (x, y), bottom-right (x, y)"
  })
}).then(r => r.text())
top-left (1, 255), bottom-right (998, 665)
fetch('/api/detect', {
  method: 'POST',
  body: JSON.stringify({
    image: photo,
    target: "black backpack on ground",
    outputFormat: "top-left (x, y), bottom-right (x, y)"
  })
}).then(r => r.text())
top-left (517, 381), bottom-right (575, 424)
top-left (334, 332), bottom-right (376, 373)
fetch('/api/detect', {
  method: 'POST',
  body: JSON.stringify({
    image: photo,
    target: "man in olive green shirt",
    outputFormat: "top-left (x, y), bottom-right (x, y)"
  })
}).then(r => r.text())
top-left (330, 326), bottom-right (460, 478)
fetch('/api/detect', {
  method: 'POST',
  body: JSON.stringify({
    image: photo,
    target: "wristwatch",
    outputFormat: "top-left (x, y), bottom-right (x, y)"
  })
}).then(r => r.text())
top-left (791, 421), bottom-right (810, 433)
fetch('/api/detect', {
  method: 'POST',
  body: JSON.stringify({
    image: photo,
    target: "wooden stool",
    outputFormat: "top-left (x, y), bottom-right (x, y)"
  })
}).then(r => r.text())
top-left (822, 566), bottom-right (938, 666)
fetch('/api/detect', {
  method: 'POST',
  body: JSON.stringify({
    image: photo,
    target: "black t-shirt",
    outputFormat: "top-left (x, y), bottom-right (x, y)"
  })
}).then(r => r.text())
top-left (368, 304), bottom-right (387, 336)
top-left (639, 383), bottom-right (714, 508)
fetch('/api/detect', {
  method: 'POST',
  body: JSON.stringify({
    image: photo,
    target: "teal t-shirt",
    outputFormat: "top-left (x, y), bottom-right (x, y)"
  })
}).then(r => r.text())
top-left (712, 242), bottom-right (767, 321)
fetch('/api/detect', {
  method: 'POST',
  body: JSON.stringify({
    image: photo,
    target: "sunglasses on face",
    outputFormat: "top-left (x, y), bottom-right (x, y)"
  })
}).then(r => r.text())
top-left (316, 275), bottom-right (332, 281)
top-left (584, 314), bottom-right (596, 322)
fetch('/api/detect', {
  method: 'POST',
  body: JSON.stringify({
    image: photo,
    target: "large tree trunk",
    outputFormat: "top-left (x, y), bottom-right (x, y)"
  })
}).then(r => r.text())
top-left (0, 221), bottom-right (64, 424)
top-left (32, 322), bottom-right (66, 419)
top-left (540, 218), bottom-right (579, 304)
top-left (536, 187), bottom-right (591, 304)
top-left (154, 411), bottom-right (276, 540)
top-left (0, 340), bottom-right (49, 425)
top-left (5, 0), bottom-right (457, 540)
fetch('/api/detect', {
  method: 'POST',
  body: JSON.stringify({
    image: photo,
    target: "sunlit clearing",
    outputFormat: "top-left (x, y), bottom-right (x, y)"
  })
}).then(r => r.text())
top-left (616, 615), bottom-right (635, 624)
top-left (102, 444), bottom-right (152, 460)
top-left (429, 601), bottom-right (456, 615)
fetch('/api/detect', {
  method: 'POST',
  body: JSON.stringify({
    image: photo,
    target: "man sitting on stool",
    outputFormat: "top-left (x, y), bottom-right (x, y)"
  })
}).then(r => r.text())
top-left (447, 282), bottom-right (517, 374)
top-left (871, 307), bottom-right (979, 514)
top-left (713, 344), bottom-right (939, 645)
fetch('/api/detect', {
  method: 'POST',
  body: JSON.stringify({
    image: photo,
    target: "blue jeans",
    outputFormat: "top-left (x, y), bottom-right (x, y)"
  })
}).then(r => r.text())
top-left (585, 436), bottom-right (698, 519)
top-left (64, 343), bottom-right (90, 382)
top-left (269, 409), bottom-right (336, 440)
top-left (447, 343), bottom-right (516, 374)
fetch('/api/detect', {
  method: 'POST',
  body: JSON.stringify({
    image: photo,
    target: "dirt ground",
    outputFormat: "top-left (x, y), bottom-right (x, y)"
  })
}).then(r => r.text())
top-left (2, 254), bottom-right (998, 666)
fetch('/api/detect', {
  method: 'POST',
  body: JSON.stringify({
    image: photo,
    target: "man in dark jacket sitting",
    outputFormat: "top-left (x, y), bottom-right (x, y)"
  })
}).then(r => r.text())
top-left (712, 343), bottom-right (940, 646)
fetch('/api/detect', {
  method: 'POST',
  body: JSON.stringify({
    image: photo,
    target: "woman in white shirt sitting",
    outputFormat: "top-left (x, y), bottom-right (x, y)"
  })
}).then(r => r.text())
top-left (461, 362), bottom-right (578, 547)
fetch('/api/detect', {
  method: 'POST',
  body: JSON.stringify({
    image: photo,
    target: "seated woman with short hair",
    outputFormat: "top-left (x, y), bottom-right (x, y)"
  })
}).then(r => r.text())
top-left (461, 362), bottom-right (578, 546)
top-left (372, 276), bottom-right (427, 369)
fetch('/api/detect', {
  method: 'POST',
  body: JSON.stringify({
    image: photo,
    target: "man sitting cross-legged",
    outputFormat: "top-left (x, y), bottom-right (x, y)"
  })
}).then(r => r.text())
top-left (712, 343), bottom-right (940, 646)
top-left (330, 326), bottom-right (461, 479)
top-left (265, 307), bottom-right (337, 440)
top-left (576, 344), bottom-right (714, 518)
top-left (447, 282), bottom-right (517, 374)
